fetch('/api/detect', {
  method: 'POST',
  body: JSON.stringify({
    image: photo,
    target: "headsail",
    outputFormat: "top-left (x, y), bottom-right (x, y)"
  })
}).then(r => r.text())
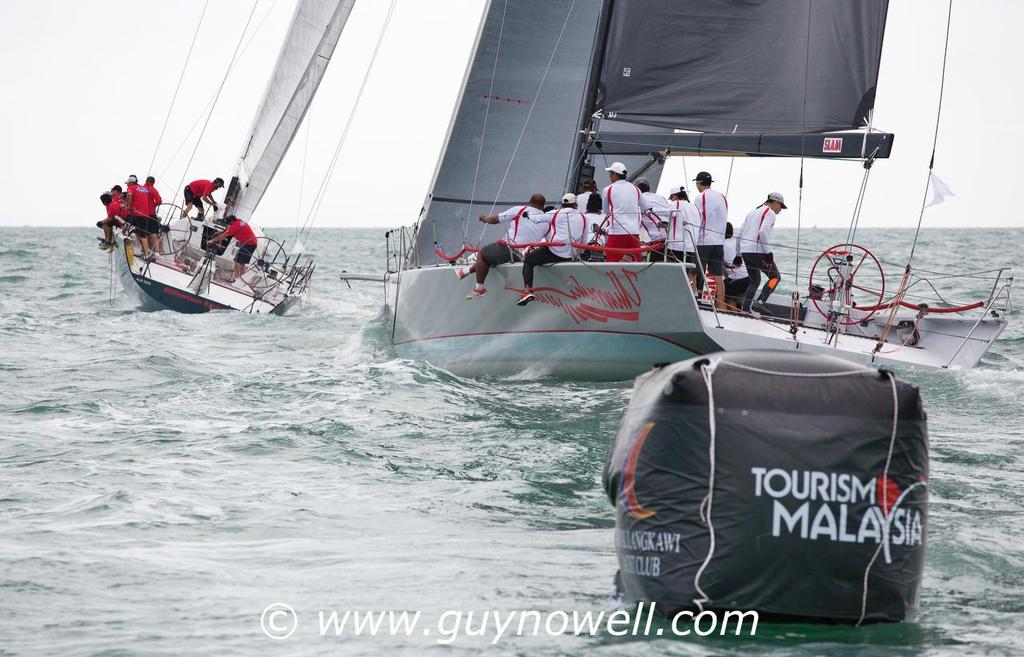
top-left (229, 0), bottom-right (356, 219)
top-left (597, 0), bottom-right (889, 134)
top-left (413, 0), bottom-right (604, 266)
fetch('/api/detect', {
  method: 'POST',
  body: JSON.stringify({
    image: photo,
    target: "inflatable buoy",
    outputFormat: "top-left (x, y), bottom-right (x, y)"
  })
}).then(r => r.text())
top-left (603, 350), bottom-right (928, 623)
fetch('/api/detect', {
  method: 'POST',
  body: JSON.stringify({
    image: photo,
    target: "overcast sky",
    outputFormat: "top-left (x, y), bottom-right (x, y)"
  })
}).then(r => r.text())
top-left (1, 0), bottom-right (1021, 230)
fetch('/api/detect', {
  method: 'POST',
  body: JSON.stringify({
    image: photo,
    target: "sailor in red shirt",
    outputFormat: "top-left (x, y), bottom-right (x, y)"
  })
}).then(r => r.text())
top-left (146, 176), bottom-right (163, 210)
top-left (96, 186), bottom-right (128, 250)
top-left (206, 215), bottom-right (259, 280)
top-left (125, 174), bottom-right (161, 259)
top-left (181, 177), bottom-right (225, 219)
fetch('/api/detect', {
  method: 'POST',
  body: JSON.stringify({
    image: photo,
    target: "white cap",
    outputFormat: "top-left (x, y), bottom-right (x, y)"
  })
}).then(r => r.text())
top-left (126, 175), bottom-right (138, 184)
top-left (767, 191), bottom-right (787, 208)
top-left (561, 192), bottom-right (577, 205)
top-left (669, 185), bottom-right (688, 198)
top-left (604, 161), bottom-right (627, 175)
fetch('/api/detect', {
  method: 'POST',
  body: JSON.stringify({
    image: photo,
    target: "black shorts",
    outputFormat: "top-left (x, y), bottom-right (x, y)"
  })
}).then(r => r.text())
top-left (696, 244), bottom-right (725, 276)
top-left (479, 242), bottom-right (523, 266)
top-left (666, 249), bottom-right (694, 263)
top-left (725, 276), bottom-right (750, 298)
top-left (184, 186), bottom-right (204, 212)
top-left (143, 216), bottom-right (161, 236)
top-left (235, 242), bottom-right (256, 265)
top-left (126, 214), bottom-right (153, 236)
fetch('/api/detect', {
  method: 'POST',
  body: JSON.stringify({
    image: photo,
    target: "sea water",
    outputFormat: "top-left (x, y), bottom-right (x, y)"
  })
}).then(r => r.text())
top-left (0, 226), bottom-right (1021, 656)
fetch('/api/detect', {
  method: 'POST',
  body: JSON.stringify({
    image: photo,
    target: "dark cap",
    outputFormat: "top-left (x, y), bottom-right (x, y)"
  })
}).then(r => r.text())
top-left (693, 171), bottom-right (713, 184)
top-left (213, 177), bottom-right (225, 186)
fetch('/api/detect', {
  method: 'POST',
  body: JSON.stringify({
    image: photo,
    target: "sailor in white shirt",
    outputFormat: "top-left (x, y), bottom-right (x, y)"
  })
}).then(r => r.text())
top-left (663, 185), bottom-right (700, 263)
top-left (581, 192), bottom-right (605, 260)
top-left (600, 161), bottom-right (642, 262)
top-left (722, 222), bottom-right (750, 311)
top-left (459, 192), bottom-right (547, 301)
top-left (692, 171), bottom-right (729, 310)
top-left (575, 178), bottom-right (598, 223)
top-left (517, 193), bottom-right (587, 306)
top-left (636, 178), bottom-right (669, 260)
top-left (738, 192), bottom-right (786, 313)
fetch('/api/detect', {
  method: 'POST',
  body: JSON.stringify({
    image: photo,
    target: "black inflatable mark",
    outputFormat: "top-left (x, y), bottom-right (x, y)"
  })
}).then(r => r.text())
top-left (603, 350), bottom-right (928, 623)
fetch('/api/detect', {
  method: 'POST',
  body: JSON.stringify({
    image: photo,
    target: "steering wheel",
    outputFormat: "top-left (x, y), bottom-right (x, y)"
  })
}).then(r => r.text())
top-left (808, 243), bottom-right (886, 325)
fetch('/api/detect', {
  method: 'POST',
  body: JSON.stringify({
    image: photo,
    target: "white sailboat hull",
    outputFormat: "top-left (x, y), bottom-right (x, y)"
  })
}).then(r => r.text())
top-left (388, 262), bottom-right (1007, 379)
top-left (116, 238), bottom-right (299, 315)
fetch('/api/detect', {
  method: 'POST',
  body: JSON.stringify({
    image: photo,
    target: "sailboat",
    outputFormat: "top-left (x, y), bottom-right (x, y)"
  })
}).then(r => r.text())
top-left (347, 0), bottom-right (1012, 378)
top-left (115, 0), bottom-right (355, 314)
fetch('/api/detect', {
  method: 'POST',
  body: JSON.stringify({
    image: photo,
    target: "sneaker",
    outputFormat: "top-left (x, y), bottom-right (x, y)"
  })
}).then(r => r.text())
top-left (454, 267), bottom-right (470, 280)
top-left (516, 291), bottom-right (536, 306)
top-left (465, 288), bottom-right (487, 301)
top-left (750, 300), bottom-right (767, 315)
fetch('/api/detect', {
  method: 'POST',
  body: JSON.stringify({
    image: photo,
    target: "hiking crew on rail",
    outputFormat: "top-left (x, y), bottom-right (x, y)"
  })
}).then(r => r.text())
top-left (449, 164), bottom-right (788, 318)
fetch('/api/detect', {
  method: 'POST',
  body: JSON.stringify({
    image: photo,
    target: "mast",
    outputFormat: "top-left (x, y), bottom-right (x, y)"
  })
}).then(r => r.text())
top-left (567, 0), bottom-right (614, 190)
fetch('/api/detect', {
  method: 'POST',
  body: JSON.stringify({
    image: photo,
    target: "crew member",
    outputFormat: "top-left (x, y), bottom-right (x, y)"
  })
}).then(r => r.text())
top-left (517, 193), bottom-right (587, 306)
top-left (738, 192), bottom-right (786, 313)
top-left (601, 162), bottom-right (641, 262)
top-left (575, 179), bottom-right (598, 221)
top-left (635, 179), bottom-right (668, 261)
top-left (722, 222), bottom-right (750, 311)
top-left (582, 192), bottom-right (605, 261)
top-left (663, 185), bottom-right (701, 284)
top-left (206, 214), bottom-right (259, 281)
top-left (181, 177), bottom-right (224, 219)
top-left (97, 188), bottom-right (127, 250)
top-left (693, 171), bottom-right (729, 309)
top-left (458, 193), bottom-right (548, 301)
top-left (146, 176), bottom-right (163, 211)
top-left (125, 174), bottom-right (159, 259)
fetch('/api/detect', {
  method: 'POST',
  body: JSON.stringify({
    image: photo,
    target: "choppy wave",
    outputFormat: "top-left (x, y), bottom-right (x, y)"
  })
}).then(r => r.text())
top-left (0, 226), bottom-right (1021, 656)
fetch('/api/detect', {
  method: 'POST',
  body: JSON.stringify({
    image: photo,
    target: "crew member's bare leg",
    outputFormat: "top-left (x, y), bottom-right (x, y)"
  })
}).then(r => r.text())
top-left (475, 259), bottom-right (490, 285)
top-left (714, 275), bottom-right (727, 311)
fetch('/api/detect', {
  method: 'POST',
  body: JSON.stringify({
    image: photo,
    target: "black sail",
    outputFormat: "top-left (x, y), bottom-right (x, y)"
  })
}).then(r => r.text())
top-left (598, 0), bottom-right (889, 133)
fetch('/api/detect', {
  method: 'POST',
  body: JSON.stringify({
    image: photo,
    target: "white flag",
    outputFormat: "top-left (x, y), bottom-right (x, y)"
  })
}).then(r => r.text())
top-left (925, 173), bottom-right (954, 208)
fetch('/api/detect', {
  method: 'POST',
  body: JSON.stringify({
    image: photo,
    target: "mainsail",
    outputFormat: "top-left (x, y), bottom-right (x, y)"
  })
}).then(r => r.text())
top-left (230, 0), bottom-right (356, 219)
top-left (413, 0), bottom-right (892, 264)
top-left (597, 0), bottom-right (889, 133)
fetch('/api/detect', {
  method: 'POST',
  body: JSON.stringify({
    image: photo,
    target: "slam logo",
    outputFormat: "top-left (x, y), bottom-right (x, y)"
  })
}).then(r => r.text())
top-left (823, 137), bottom-right (844, 153)
top-left (506, 269), bottom-right (642, 324)
top-left (752, 467), bottom-right (926, 564)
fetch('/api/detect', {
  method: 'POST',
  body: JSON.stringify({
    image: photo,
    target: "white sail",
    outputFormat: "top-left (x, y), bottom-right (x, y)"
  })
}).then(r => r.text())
top-left (231, 0), bottom-right (356, 219)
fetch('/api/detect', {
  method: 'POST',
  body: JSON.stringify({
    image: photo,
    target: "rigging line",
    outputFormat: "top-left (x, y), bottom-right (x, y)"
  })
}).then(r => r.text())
top-left (147, 0), bottom-right (210, 177)
top-left (723, 124), bottom-right (739, 197)
top-left (795, 0), bottom-right (812, 290)
top-left (299, 0), bottom-right (398, 239)
top-left (296, 107), bottom-right (312, 243)
top-left (170, 0), bottom-right (260, 211)
top-left (908, 0), bottom-right (954, 264)
top-left (464, 0), bottom-right (508, 244)
top-left (155, 0), bottom-right (281, 182)
top-left (487, 0), bottom-right (578, 218)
